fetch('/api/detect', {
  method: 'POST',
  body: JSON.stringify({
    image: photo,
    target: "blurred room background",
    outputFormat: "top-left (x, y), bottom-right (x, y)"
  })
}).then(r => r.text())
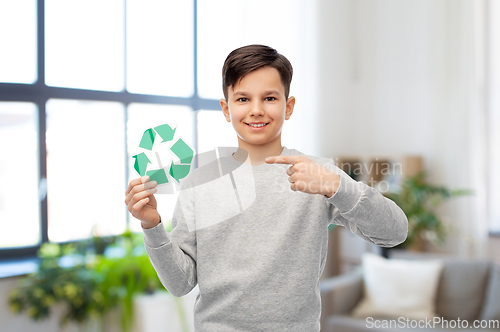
top-left (0, 0), bottom-right (499, 331)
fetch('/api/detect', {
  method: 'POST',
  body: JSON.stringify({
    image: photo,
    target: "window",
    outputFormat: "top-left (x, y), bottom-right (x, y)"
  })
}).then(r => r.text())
top-left (0, 1), bottom-right (37, 84)
top-left (45, 0), bottom-right (125, 91)
top-left (0, 0), bottom-right (219, 260)
top-left (0, 103), bottom-right (40, 248)
top-left (126, 0), bottom-right (194, 96)
top-left (45, 99), bottom-right (126, 242)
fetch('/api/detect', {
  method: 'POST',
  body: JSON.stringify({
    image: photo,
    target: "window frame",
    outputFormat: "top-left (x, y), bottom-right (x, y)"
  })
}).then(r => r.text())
top-left (0, 0), bottom-right (220, 260)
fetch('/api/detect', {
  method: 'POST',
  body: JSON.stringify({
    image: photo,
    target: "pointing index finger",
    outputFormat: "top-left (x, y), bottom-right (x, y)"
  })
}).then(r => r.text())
top-left (265, 155), bottom-right (303, 165)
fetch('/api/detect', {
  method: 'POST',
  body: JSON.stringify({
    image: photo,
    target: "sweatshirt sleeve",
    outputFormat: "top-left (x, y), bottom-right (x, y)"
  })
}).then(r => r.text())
top-left (323, 160), bottom-right (408, 248)
top-left (142, 182), bottom-right (197, 297)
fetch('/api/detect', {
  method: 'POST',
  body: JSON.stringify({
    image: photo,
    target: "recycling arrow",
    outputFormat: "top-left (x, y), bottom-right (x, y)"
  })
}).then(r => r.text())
top-left (169, 161), bottom-right (191, 183)
top-left (146, 168), bottom-right (169, 185)
top-left (154, 124), bottom-right (176, 142)
top-left (139, 128), bottom-right (156, 151)
top-left (132, 123), bottom-right (194, 186)
top-left (171, 138), bottom-right (193, 164)
top-left (132, 152), bottom-right (151, 177)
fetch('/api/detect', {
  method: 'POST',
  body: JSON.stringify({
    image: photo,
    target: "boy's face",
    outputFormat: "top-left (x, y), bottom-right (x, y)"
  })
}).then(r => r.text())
top-left (220, 66), bottom-right (295, 149)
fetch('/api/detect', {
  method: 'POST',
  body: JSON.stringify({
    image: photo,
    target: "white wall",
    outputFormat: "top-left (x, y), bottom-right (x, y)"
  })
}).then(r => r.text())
top-left (315, 0), bottom-right (489, 258)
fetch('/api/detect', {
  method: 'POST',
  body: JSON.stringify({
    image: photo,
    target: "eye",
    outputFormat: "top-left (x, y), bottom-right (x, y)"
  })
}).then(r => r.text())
top-left (237, 97), bottom-right (248, 102)
top-left (265, 97), bottom-right (276, 101)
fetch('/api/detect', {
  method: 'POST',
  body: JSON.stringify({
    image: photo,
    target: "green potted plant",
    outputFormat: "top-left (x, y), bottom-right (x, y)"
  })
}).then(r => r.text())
top-left (382, 170), bottom-right (473, 252)
top-left (9, 244), bottom-right (105, 331)
top-left (8, 220), bottom-right (190, 332)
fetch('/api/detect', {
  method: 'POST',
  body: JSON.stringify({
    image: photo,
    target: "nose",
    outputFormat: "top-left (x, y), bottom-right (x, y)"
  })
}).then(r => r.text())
top-left (249, 100), bottom-right (265, 117)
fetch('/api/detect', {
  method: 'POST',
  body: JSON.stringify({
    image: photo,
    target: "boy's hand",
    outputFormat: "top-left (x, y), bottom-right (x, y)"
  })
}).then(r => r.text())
top-left (125, 175), bottom-right (160, 229)
top-left (265, 156), bottom-right (341, 198)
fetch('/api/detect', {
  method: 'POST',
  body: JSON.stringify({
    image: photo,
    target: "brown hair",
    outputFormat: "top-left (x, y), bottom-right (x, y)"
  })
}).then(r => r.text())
top-left (222, 44), bottom-right (293, 100)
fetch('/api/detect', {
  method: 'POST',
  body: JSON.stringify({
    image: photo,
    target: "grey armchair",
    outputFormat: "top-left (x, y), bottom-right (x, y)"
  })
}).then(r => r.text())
top-left (320, 257), bottom-right (500, 332)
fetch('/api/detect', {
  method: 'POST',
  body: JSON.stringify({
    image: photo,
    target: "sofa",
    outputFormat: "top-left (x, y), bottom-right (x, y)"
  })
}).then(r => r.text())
top-left (319, 255), bottom-right (500, 331)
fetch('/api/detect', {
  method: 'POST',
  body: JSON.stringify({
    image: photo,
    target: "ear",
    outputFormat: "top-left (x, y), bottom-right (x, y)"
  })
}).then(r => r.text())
top-left (220, 99), bottom-right (231, 122)
top-left (285, 96), bottom-right (295, 120)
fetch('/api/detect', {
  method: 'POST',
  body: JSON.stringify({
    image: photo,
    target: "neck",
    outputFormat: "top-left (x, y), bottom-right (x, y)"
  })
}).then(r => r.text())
top-left (233, 139), bottom-right (284, 166)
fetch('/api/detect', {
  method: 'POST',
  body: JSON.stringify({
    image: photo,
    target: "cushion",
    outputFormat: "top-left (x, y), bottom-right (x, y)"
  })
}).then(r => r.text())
top-left (479, 264), bottom-right (500, 320)
top-left (436, 259), bottom-right (490, 321)
top-left (351, 253), bottom-right (443, 320)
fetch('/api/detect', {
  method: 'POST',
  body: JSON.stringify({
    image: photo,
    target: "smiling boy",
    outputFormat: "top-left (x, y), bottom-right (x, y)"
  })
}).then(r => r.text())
top-left (125, 44), bottom-right (408, 331)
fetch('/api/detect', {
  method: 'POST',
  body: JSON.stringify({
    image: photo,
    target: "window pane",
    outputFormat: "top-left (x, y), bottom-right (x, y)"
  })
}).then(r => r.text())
top-left (197, 0), bottom-right (304, 99)
top-left (0, 103), bottom-right (40, 248)
top-left (0, 0), bottom-right (37, 84)
top-left (127, 103), bottom-right (194, 233)
top-left (197, 110), bottom-right (237, 153)
top-left (126, 0), bottom-right (193, 97)
top-left (45, 0), bottom-right (124, 91)
top-left (46, 99), bottom-right (126, 242)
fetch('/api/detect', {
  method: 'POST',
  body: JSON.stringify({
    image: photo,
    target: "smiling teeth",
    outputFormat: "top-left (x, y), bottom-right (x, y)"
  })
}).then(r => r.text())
top-left (248, 123), bottom-right (268, 127)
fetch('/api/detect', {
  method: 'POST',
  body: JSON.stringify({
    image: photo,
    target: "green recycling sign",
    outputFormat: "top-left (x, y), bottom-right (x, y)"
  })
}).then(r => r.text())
top-left (132, 123), bottom-right (194, 187)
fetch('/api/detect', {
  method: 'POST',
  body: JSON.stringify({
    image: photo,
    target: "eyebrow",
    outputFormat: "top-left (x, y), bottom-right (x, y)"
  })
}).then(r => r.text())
top-left (232, 90), bottom-right (281, 97)
top-left (262, 90), bottom-right (281, 95)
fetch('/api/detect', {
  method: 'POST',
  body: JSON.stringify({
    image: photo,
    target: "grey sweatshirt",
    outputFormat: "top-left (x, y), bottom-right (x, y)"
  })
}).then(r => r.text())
top-left (142, 146), bottom-right (408, 331)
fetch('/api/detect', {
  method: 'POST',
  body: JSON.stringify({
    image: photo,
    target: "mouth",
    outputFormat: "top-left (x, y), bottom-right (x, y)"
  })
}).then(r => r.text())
top-left (244, 122), bottom-right (270, 128)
